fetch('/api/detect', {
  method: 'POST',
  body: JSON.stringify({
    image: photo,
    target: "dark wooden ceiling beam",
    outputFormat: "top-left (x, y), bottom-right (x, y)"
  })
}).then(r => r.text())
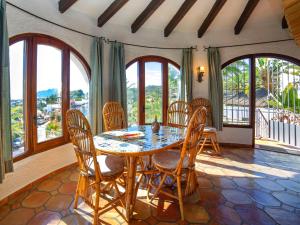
top-left (98, 0), bottom-right (129, 27)
top-left (131, 0), bottom-right (165, 33)
top-left (197, 0), bottom-right (227, 38)
top-left (164, 0), bottom-right (197, 37)
top-left (58, 0), bottom-right (78, 13)
top-left (282, 16), bottom-right (288, 29)
top-left (234, 0), bottom-right (260, 35)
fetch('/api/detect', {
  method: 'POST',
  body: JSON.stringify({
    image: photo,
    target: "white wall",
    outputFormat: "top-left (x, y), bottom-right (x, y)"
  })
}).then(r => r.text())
top-left (2, 0), bottom-right (300, 201)
top-left (6, 3), bottom-right (300, 146)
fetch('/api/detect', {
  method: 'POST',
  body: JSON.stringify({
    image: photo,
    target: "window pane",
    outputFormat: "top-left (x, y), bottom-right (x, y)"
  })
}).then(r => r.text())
top-left (222, 59), bottom-right (250, 125)
top-left (168, 63), bottom-right (180, 105)
top-left (10, 41), bottom-right (25, 157)
top-left (126, 62), bottom-right (138, 125)
top-left (70, 52), bottom-right (89, 118)
top-left (145, 62), bottom-right (163, 123)
top-left (36, 44), bottom-right (62, 142)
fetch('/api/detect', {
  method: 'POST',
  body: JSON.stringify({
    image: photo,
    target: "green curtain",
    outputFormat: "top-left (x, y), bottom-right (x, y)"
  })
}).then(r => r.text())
top-left (208, 47), bottom-right (223, 131)
top-left (0, 0), bottom-right (13, 183)
top-left (180, 48), bottom-right (193, 102)
top-left (89, 37), bottom-right (104, 135)
top-left (109, 42), bottom-right (127, 120)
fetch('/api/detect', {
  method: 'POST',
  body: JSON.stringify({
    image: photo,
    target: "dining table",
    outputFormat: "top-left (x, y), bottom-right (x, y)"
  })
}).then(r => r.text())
top-left (94, 125), bottom-right (186, 221)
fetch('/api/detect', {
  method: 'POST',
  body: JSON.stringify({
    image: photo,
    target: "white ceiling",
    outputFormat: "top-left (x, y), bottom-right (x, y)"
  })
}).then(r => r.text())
top-left (8, 0), bottom-right (284, 36)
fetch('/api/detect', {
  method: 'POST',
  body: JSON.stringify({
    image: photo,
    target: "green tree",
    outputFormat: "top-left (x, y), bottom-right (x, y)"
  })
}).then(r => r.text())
top-left (70, 89), bottom-right (85, 101)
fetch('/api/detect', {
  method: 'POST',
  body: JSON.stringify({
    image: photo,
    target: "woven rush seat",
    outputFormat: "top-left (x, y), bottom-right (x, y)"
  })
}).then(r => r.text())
top-left (152, 150), bottom-right (189, 171)
top-left (88, 155), bottom-right (125, 179)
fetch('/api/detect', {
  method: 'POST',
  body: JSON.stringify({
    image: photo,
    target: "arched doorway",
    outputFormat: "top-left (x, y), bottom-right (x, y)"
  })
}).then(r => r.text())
top-left (222, 54), bottom-right (300, 151)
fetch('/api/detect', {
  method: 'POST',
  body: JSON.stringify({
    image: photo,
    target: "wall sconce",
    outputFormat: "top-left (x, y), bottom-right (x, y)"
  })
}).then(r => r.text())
top-left (197, 66), bottom-right (205, 83)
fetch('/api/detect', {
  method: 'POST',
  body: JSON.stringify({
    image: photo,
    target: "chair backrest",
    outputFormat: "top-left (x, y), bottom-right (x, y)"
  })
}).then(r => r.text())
top-left (103, 102), bottom-right (127, 131)
top-left (191, 98), bottom-right (212, 126)
top-left (167, 101), bottom-right (192, 128)
top-left (176, 107), bottom-right (207, 175)
top-left (66, 109), bottom-right (102, 181)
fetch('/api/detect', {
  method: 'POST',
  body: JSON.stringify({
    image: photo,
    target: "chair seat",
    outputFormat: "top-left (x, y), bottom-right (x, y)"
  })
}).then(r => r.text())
top-left (152, 150), bottom-right (189, 171)
top-left (204, 126), bottom-right (217, 133)
top-left (89, 154), bottom-right (125, 179)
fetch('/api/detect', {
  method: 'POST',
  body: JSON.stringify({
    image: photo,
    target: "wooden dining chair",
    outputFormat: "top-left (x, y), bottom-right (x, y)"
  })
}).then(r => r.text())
top-left (102, 101), bottom-right (148, 179)
top-left (191, 98), bottom-right (221, 154)
top-left (167, 101), bottom-right (192, 128)
top-left (66, 109), bottom-right (125, 225)
top-left (148, 107), bottom-right (207, 221)
top-left (103, 101), bottom-right (127, 131)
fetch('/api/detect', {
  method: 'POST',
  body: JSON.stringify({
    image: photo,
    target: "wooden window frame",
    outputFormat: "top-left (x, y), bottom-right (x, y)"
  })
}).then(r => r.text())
top-left (9, 33), bottom-right (90, 162)
top-left (126, 55), bottom-right (180, 125)
top-left (222, 53), bottom-right (300, 132)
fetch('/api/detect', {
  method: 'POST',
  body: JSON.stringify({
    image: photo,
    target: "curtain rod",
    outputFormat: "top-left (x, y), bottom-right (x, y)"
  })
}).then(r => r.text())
top-left (6, 1), bottom-right (196, 50)
top-left (203, 38), bottom-right (294, 50)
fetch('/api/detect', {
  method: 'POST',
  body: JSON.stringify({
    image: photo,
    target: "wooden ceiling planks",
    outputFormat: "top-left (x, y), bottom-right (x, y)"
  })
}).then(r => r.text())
top-left (197, 0), bottom-right (227, 38)
top-left (98, 0), bottom-right (129, 27)
top-left (164, 0), bottom-right (197, 37)
top-left (58, 0), bottom-right (78, 13)
top-left (234, 0), bottom-right (260, 35)
top-left (131, 0), bottom-right (165, 33)
top-left (283, 0), bottom-right (300, 46)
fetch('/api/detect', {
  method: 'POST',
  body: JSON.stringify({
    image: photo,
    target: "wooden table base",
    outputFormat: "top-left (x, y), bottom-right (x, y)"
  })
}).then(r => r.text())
top-left (124, 156), bottom-right (138, 221)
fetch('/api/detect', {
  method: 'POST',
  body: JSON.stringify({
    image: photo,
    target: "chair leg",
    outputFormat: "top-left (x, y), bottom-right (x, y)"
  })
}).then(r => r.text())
top-left (199, 137), bottom-right (207, 153)
top-left (211, 134), bottom-right (221, 154)
top-left (150, 173), bottom-right (167, 202)
top-left (147, 174), bottom-right (154, 202)
top-left (74, 175), bottom-right (81, 209)
top-left (177, 176), bottom-right (184, 221)
top-left (93, 185), bottom-right (100, 225)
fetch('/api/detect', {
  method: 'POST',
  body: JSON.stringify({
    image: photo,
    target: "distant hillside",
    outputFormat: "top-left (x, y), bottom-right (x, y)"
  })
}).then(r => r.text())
top-left (37, 88), bottom-right (58, 98)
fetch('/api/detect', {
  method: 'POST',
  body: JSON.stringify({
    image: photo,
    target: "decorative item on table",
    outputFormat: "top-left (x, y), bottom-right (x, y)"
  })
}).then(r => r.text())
top-left (151, 115), bottom-right (160, 133)
top-left (104, 130), bottom-right (145, 139)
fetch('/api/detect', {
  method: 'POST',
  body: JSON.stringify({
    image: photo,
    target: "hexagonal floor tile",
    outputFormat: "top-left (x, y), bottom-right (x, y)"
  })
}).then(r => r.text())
top-left (151, 198), bottom-right (180, 222)
top-left (197, 177), bottom-right (213, 189)
top-left (45, 194), bottom-right (73, 212)
top-left (183, 203), bottom-right (209, 224)
top-left (233, 178), bottom-right (260, 189)
top-left (58, 214), bottom-right (92, 225)
top-left (38, 179), bottom-right (61, 192)
top-left (132, 199), bottom-right (151, 220)
top-left (222, 190), bottom-right (252, 204)
top-left (265, 208), bottom-right (300, 225)
top-left (28, 210), bottom-right (61, 225)
top-left (209, 205), bottom-right (242, 225)
top-left (22, 191), bottom-right (51, 208)
top-left (0, 208), bottom-right (35, 225)
top-left (0, 205), bottom-right (10, 220)
top-left (211, 177), bottom-right (237, 189)
top-left (255, 179), bottom-right (284, 191)
top-left (248, 190), bottom-right (281, 207)
top-left (235, 205), bottom-right (276, 225)
top-left (58, 182), bottom-right (77, 195)
top-left (277, 179), bottom-right (300, 192)
top-left (272, 191), bottom-right (300, 208)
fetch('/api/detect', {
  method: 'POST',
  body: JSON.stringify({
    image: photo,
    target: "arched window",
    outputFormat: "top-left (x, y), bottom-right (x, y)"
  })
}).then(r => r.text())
top-left (126, 56), bottom-right (180, 125)
top-left (9, 34), bottom-right (90, 160)
top-left (222, 54), bottom-right (300, 129)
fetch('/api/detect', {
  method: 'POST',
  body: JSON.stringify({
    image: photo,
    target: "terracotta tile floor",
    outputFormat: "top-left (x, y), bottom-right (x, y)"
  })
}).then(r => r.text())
top-left (1, 148), bottom-right (300, 225)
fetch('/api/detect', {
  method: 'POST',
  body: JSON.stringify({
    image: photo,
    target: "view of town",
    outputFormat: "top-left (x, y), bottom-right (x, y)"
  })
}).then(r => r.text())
top-left (11, 89), bottom-right (89, 156)
top-left (10, 41), bottom-right (89, 156)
